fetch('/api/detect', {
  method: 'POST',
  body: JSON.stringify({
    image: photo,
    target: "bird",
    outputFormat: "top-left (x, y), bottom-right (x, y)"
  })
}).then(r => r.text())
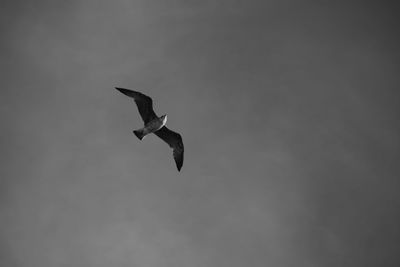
top-left (115, 87), bottom-right (184, 171)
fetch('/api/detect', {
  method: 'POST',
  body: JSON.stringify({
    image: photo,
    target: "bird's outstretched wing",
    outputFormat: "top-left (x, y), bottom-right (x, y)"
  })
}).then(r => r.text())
top-left (115, 87), bottom-right (157, 124)
top-left (154, 126), bottom-right (184, 171)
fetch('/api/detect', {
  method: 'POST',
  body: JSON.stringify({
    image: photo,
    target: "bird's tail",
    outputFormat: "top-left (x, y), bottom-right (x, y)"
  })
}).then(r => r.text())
top-left (133, 129), bottom-right (146, 140)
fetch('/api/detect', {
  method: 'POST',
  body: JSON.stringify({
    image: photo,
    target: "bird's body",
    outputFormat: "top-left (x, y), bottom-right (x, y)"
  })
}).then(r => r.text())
top-left (133, 115), bottom-right (167, 140)
top-left (115, 87), bottom-right (184, 171)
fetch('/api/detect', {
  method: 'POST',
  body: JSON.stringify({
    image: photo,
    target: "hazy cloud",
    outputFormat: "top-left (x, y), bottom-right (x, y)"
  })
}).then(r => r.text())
top-left (1, 1), bottom-right (399, 266)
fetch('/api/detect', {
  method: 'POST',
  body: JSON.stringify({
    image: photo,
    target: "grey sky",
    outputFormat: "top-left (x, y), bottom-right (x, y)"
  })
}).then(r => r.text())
top-left (1, 1), bottom-right (399, 266)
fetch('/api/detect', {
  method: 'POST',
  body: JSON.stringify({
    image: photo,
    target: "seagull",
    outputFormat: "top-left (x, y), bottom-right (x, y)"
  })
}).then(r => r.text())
top-left (115, 87), bottom-right (184, 171)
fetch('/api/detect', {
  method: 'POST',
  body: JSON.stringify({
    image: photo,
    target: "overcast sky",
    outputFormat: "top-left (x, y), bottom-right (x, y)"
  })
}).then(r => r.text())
top-left (1, 1), bottom-right (399, 266)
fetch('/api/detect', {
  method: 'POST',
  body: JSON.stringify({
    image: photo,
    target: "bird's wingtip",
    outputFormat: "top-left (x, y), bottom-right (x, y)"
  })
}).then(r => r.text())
top-left (115, 87), bottom-right (129, 95)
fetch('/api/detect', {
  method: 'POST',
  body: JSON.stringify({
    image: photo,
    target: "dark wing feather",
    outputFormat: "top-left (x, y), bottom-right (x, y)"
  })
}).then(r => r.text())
top-left (154, 126), bottom-right (184, 171)
top-left (115, 87), bottom-right (157, 124)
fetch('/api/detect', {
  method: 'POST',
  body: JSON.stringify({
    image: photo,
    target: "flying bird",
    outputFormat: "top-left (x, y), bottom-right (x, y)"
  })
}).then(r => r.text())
top-left (115, 87), bottom-right (184, 171)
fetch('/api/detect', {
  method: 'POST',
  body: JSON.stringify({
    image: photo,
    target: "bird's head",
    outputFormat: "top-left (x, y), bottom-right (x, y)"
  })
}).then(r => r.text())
top-left (161, 114), bottom-right (168, 125)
